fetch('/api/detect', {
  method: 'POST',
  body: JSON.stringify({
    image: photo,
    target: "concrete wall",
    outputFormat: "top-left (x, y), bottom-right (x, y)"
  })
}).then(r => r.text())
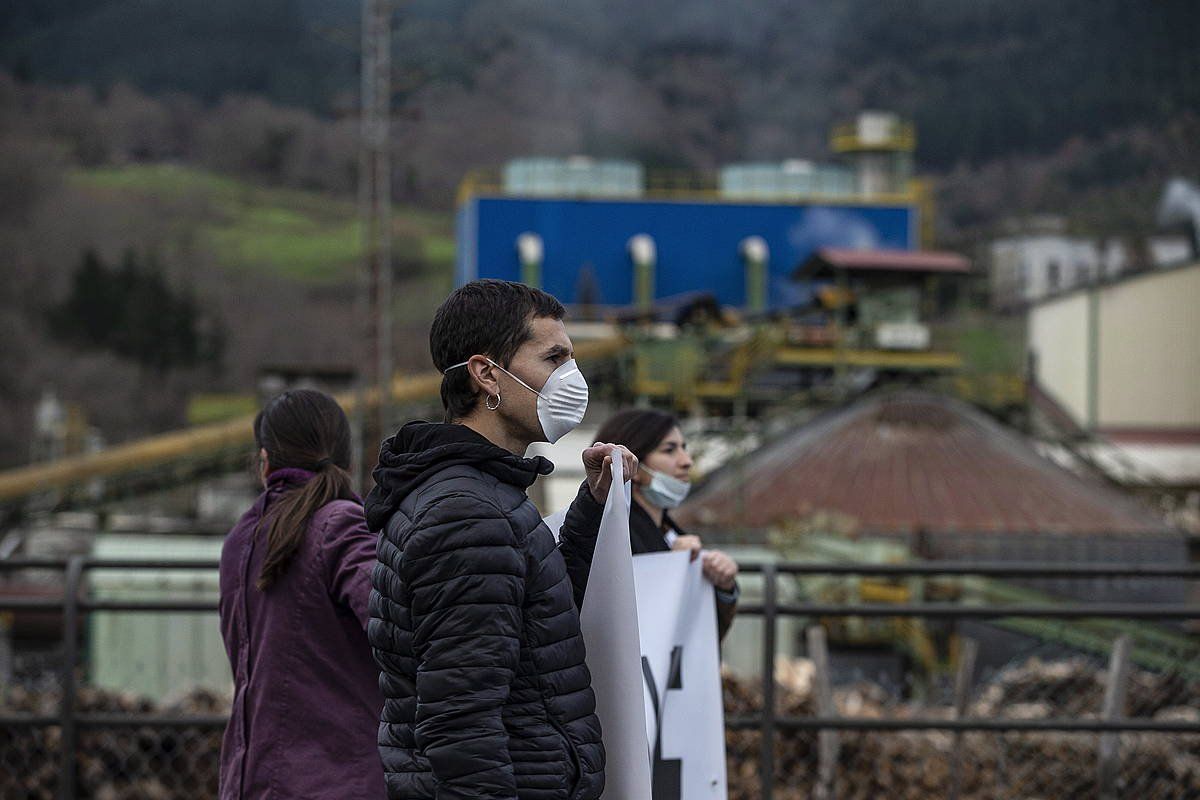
top-left (1028, 263), bottom-right (1200, 431)
top-left (1029, 292), bottom-right (1091, 423)
top-left (1098, 266), bottom-right (1200, 427)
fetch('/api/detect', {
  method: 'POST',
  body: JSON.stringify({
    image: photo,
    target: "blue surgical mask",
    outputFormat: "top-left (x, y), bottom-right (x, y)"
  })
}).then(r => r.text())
top-left (640, 468), bottom-right (691, 509)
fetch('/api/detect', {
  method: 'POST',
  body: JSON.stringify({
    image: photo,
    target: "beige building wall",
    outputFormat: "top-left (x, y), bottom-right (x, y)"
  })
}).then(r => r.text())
top-left (1098, 266), bottom-right (1200, 428)
top-left (1029, 292), bottom-right (1090, 422)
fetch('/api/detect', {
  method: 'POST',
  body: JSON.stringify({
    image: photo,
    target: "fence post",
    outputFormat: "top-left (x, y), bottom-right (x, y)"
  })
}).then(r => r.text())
top-left (1098, 635), bottom-right (1132, 800)
top-left (808, 625), bottom-right (839, 800)
top-left (760, 563), bottom-right (776, 800)
top-left (59, 555), bottom-right (85, 800)
top-left (949, 637), bottom-right (979, 800)
top-left (0, 610), bottom-right (13, 685)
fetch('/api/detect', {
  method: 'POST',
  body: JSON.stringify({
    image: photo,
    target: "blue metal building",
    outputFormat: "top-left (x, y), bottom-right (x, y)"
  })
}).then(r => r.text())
top-left (457, 195), bottom-right (917, 310)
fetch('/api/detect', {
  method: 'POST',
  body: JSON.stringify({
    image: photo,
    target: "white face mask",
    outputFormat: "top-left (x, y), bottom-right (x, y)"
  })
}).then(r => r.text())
top-left (640, 468), bottom-right (691, 509)
top-left (444, 357), bottom-right (589, 444)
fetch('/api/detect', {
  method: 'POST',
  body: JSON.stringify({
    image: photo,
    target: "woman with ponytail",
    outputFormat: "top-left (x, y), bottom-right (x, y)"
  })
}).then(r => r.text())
top-left (218, 389), bottom-right (385, 799)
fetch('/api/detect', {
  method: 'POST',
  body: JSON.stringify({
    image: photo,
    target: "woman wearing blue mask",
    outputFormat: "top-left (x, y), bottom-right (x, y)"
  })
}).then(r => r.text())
top-left (595, 408), bottom-right (739, 641)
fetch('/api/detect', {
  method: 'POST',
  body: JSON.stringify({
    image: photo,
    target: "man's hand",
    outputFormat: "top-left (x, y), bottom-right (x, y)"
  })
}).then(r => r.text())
top-left (582, 442), bottom-right (637, 504)
top-left (701, 549), bottom-right (738, 591)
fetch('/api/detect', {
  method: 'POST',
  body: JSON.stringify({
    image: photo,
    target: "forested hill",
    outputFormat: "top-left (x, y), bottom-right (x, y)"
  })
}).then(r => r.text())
top-left (3, 0), bottom-right (1196, 169)
top-left (1, 0), bottom-right (361, 110)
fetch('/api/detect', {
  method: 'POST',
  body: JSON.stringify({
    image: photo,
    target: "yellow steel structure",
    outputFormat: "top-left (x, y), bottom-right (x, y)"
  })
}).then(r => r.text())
top-left (829, 120), bottom-right (917, 154)
top-left (773, 347), bottom-right (963, 370)
top-left (910, 178), bottom-right (937, 250)
top-left (626, 329), bottom-right (983, 413)
top-left (457, 168), bottom-right (919, 207)
top-left (952, 373), bottom-right (1028, 410)
top-left (630, 330), bottom-right (780, 409)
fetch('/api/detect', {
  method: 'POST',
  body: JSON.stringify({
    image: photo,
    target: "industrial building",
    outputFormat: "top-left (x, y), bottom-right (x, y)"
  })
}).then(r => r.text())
top-left (1027, 259), bottom-right (1200, 488)
top-left (675, 391), bottom-right (1193, 680)
top-left (680, 391), bottom-right (1174, 540)
top-left (990, 179), bottom-right (1200, 310)
top-left (989, 219), bottom-right (1192, 310)
top-left (456, 112), bottom-right (928, 312)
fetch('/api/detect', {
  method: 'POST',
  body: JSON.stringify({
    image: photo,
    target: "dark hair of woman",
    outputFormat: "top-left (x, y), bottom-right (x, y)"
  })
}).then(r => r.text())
top-left (593, 408), bottom-right (680, 462)
top-left (253, 389), bottom-right (355, 590)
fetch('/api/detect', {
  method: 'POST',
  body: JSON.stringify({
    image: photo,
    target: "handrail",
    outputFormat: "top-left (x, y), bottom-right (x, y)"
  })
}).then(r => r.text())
top-left (4, 556), bottom-right (1196, 577)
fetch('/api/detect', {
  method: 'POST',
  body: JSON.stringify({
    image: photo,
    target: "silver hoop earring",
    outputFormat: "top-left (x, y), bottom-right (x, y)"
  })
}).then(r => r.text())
top-left (486, 393), bottom-right (501, 411)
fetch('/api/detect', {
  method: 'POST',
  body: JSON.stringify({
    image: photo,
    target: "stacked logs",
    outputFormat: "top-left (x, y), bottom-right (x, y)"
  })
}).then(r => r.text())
top-left (724, 656), bottom-right (1200, 800)
top-left (2, 655), bottom-right (1197, 799)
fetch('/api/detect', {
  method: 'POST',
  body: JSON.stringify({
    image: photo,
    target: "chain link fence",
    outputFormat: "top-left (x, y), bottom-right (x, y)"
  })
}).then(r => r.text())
top-left (724, 642), bottom-right (1200, 799)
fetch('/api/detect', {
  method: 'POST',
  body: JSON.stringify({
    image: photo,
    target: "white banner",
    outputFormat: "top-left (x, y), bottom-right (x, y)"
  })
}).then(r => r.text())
top-left (546, 491), bottom-right (727, 800)
top-left (575, 458), bottom-right (653, 799)
top-left (634, 551), bottom-right (728, 800)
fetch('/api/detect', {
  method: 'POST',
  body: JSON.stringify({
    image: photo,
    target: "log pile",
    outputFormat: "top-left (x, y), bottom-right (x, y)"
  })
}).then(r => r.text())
top-left (2, 655), bottom-right (1197, 799)
top-left (724, 656), bottom-right (1200, 800)
top-left (974, 656), bottom-right (1200, 720)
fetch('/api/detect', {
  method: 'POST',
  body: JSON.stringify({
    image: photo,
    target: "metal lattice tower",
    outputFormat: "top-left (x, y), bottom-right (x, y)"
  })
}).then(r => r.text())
top-left (354, 0), bottom-right (392, 488)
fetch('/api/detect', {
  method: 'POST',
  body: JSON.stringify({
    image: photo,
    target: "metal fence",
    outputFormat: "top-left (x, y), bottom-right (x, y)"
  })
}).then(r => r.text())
top-left (1, 557), bottom-right (1198, 799)
top-left (732, 562), bottom-right (1200, 800)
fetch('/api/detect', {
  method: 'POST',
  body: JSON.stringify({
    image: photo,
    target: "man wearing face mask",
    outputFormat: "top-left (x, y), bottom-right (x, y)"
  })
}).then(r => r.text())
top-left (365, 279), bottom-right (636, 800)
top-left (595, 408), bottom-right (740, 642)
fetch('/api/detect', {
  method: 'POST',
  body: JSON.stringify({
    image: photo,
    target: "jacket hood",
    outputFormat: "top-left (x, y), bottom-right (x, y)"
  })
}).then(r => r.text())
top-left (363, 421), bottom-right (553, 531)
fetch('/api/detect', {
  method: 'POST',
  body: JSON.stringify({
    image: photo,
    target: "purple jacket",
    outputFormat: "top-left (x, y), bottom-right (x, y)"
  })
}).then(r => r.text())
top-left (219, 468), bottom-right (385, 799)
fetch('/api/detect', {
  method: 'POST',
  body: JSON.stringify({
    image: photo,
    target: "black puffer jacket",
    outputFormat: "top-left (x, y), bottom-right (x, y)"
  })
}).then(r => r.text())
top-left (365, 421), bottom-right (605, 800)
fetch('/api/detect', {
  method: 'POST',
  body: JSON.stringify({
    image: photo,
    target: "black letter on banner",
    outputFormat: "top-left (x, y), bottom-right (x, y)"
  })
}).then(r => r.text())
top-left (641, 646), bottom-right (684, 800)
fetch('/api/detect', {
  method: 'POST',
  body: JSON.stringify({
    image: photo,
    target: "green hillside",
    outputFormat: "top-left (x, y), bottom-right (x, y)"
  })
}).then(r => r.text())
top-left (70, 164), bottom-right (454, 284)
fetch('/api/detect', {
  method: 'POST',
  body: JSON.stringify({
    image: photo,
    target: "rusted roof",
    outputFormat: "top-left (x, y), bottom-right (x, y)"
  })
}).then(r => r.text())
top-left (796, 248), bottom-right (972, 278)
top-left (677, 392), bottom-right (1171, 536)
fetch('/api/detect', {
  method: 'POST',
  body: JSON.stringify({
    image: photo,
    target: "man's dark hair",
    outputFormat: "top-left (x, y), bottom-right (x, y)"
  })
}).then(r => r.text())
top-left (431, 279), bottom-right (565, 421)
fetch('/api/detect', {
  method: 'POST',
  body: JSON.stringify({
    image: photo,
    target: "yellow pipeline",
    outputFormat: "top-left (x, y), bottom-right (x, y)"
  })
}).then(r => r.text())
top-left (0, 337), bottom-right (628, 505)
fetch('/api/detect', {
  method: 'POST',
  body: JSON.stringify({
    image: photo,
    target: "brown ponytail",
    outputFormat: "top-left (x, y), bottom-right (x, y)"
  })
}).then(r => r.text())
top-left (252, 390), bottom-right (356, 590)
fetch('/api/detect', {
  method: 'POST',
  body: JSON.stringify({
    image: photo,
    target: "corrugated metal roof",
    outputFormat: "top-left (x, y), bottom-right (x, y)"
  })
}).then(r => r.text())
top-left (797, 247), bottom-right (972, 277)
top-left (677, 392), bottom-right (1172, 536)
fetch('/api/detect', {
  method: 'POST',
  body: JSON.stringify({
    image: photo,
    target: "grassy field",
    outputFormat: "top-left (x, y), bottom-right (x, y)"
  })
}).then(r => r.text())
top-left (71, 164), bottom-right (455, 284)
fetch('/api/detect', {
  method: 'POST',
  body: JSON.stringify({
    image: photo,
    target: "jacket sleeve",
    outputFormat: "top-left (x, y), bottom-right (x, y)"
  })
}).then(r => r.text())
top-left (402, 492), bottom-right (525, 800)
top-left (556, 480), bottom-right (604, 611)
top-left (715, 584), bottom-right (739, 643)
top-left (217, 548), bottom-right (237, 665)
top-left (318, 500), bottom-right (377, 630)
